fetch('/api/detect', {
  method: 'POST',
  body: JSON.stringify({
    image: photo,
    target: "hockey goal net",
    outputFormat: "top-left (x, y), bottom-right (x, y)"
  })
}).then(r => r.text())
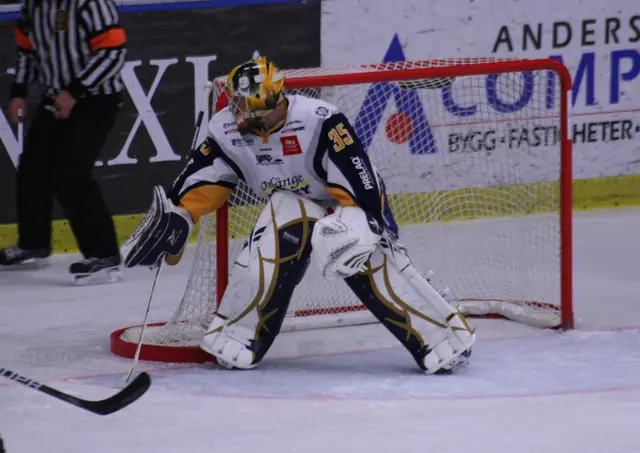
top-left (111, 58), bottom-right (573, 363)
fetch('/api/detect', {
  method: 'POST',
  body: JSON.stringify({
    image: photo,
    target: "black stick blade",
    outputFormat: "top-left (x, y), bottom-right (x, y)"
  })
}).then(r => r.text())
top-left (38, 372), bottom-right (152, 416)
top-left (85, 372), bottom-right (152, 415)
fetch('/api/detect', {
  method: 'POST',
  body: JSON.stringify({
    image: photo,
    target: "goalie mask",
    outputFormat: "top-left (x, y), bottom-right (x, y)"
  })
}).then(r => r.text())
top-left (226, 57), bottom-right (286, 130)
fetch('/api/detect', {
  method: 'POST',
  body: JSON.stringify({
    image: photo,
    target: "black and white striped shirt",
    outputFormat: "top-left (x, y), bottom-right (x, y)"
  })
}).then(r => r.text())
top-left (11, 0), bottom-right (127, 100)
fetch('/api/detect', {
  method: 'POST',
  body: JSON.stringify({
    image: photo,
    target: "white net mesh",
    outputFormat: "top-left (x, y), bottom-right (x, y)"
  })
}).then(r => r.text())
top-left (124, 59), bottom-right (571, 354)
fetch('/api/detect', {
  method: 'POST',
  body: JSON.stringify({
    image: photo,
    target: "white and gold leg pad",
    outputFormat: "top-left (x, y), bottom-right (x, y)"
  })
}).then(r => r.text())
top-left (346, 234), bottom-right (475, 374)
top-left (200, 191), bottom-right (326, 369)
top-left (201, 314), bottom-right (258, 369)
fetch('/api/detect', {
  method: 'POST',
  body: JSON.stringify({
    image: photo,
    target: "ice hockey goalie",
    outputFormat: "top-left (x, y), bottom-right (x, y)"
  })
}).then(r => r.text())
top-left (121, 57), bottom-right (475, 375)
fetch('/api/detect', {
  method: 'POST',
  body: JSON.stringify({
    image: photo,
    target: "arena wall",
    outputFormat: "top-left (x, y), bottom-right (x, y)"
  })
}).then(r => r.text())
top-left (0, 0), bottom-right (637, 252)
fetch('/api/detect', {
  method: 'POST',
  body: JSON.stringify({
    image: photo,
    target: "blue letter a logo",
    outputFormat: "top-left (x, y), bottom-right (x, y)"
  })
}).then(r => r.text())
top-left (353, 34), bottom-right (437, 154)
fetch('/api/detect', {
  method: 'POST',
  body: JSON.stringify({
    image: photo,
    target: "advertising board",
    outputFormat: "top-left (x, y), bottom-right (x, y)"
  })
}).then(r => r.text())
top-left (322, 0), bottom-right (640, 193)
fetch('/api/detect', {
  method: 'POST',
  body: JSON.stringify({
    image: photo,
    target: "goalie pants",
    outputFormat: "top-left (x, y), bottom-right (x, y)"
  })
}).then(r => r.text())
top-left (16, 94), bottom-right (121, 259)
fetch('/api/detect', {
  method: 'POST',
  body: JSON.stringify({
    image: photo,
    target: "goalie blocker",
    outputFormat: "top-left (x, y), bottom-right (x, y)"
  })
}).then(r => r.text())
top-left (121, 186), bottom-right (194, 268)
top-left (201, 192), bottom-right (475, 374)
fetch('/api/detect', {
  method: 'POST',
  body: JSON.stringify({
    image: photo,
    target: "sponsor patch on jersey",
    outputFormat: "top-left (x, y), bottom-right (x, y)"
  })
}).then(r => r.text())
top-left (260, 175), bottom-right (311, 196)
top-left (281, 126), bottom-right (306, 134)
top-left (256, 154), bottom-right (284, 166)
top-left (231, 137), bottom-right (254, 147)
top-left (281, 120), bottom-right (305, 134)
top-left (280, 136), bottom-right (302, 156)
top-left (198, 141), bottom-right (211, 155)
top-left (314, 106), bottom-right (330, 118)
top-left (351, 156), bottom-right (374, 190)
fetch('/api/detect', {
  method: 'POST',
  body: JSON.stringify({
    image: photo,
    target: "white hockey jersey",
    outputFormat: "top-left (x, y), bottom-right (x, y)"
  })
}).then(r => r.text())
top-left (169, 94), bottom-right (398, 235)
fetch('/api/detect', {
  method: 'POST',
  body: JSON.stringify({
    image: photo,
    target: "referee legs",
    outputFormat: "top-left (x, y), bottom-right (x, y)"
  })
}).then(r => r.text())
top-left (16, 102), bottom-right (58, 252)
top-left (52, 94), bottom-right (121, 260)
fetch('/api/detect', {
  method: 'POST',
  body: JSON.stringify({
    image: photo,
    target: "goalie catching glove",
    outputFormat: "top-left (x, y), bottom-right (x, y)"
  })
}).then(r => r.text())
top-left (121, 186), bottom-right (194, 267)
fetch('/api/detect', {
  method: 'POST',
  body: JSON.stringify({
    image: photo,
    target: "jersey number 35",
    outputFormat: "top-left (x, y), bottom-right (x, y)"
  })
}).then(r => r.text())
top-left (328, 123), bottom-right (354, 152)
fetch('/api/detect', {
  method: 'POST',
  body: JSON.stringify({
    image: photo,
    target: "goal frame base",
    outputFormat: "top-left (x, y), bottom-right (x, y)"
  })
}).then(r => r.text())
top-left (109, 310), bottom-right (567, 364)
top-left (110, 323), bottom-right (216, 364)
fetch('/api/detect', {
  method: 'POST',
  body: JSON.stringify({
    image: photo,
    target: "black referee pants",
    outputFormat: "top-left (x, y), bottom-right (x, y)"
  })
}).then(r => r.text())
top-left (17, 94), bottom-right (121, 259)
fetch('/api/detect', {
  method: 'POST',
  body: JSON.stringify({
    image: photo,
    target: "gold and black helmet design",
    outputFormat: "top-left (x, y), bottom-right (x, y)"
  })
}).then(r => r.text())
top-left (226, 57), bottom-right (285, 127)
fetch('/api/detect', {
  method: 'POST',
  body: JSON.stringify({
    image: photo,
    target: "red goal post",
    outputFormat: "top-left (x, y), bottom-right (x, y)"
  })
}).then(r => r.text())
top-left (111, 57), bottom-right (573, 364)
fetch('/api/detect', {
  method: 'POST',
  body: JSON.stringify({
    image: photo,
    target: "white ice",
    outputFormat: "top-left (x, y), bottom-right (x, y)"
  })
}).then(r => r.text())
top-left (1, 208), bottom-right (640, 453)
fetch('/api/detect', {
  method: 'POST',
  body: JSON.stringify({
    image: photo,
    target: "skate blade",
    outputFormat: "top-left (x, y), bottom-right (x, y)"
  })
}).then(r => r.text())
top-left (0, 257), bottom-right (50, 270)
top-left (72, 266), bottom-right (123, 286)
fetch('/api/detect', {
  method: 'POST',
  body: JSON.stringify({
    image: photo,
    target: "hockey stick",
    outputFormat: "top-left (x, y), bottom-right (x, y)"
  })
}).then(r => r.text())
top-left (125, 81), bottom-right (214, 382)
top-left (189, 80), bottom-right (214, 153)
top-left (1, 367), bottom-right (151, 416)
top-left (125, 261), bottom-right (163, 383)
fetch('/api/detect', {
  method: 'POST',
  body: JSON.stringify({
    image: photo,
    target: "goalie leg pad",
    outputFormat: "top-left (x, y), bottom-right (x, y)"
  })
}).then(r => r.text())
top-left (200, 191), bottom-right (325, 369)
top-left (201, 314), bottom-right (258, 369)
top-left (345, 234), bottom-right (475, 374)
top-left (121, 186), bottom-right (194, 268)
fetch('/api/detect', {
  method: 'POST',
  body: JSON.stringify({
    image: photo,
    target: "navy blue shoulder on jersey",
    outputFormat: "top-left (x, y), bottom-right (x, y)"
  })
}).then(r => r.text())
top-left (167, 136), bottom-right (240, 205)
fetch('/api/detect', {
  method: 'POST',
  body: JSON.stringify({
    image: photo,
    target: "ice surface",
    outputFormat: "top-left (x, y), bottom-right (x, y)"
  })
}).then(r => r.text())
top-left (1, 208), bottom-right (640, 452)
